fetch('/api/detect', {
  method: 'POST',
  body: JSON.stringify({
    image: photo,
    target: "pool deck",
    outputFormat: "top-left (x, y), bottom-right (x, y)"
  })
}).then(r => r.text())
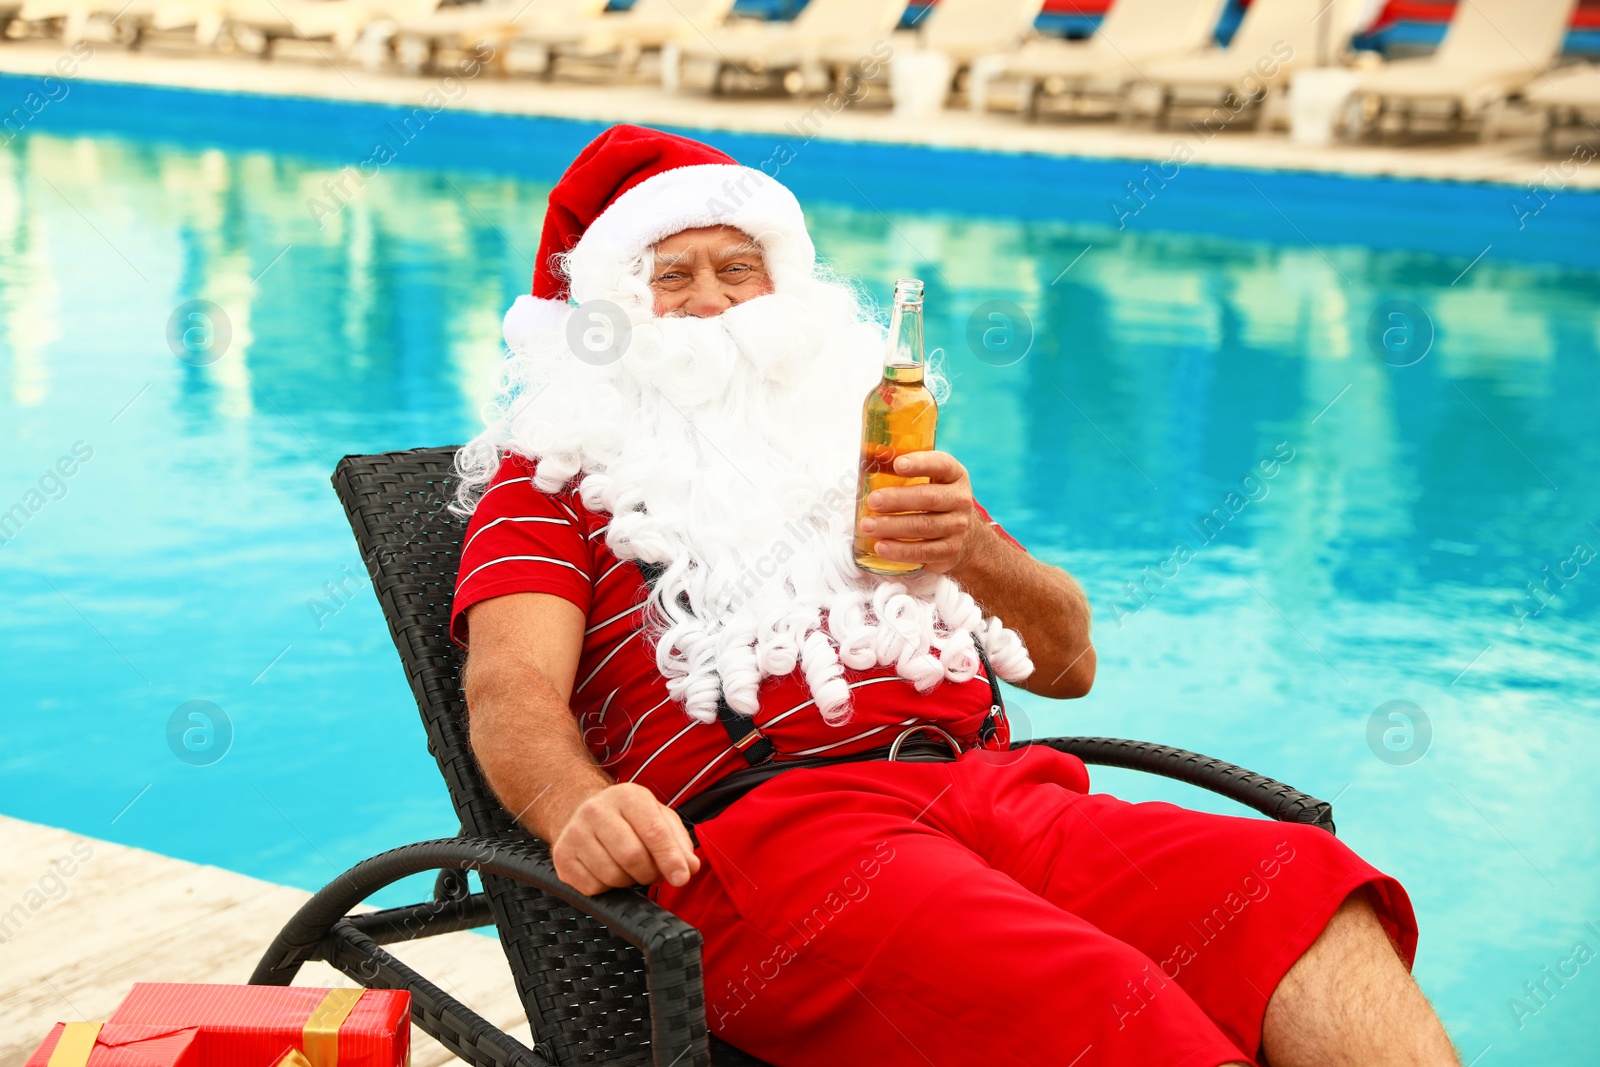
top-left (0, 815), bottom-right (532, 1067)
top-left (0, 38), bottom-right (1597, 189)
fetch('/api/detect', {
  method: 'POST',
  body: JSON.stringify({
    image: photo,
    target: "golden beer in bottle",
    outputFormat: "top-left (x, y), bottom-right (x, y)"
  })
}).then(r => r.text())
top-left (855, 279), bottom-right (938, 575)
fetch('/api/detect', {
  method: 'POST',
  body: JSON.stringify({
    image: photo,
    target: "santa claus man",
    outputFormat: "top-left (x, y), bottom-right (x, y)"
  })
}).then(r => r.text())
top-left (450, 125), bottom-right (1456, 1067)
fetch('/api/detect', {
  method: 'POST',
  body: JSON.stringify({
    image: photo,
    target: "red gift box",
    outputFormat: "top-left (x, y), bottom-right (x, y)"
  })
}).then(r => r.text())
top-left (25, 1022), bottom-right (200, 1067)
top-left (108, 984), bottom-right (409, 1067)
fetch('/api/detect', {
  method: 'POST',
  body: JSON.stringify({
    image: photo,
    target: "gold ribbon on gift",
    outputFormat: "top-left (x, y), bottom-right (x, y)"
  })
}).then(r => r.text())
top-left (43, 1022), bottom-right (198, 1067)
top-left (272, 989), bottom-right (365, 1067)
top-left (45, 1023), bottom-right (104, 1067)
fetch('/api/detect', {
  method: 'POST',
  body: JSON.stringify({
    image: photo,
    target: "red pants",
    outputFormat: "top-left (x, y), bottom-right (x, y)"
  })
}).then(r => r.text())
top-left (654, 745), bottom-right (1417, 1067)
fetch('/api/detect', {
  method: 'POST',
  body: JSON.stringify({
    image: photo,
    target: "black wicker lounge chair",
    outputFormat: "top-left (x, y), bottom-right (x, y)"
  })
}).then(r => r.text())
top-left (250, 445), bottom-right (1338, 1067)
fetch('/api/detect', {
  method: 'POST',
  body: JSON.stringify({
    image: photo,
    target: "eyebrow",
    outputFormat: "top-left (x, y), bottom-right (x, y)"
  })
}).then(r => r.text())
top-left (652, 240), bottom-right (766, 271)
top-left (714, 239), bottom-right (765, 262)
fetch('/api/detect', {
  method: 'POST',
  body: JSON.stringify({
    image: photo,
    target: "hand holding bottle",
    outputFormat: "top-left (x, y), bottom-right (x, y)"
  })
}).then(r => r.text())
top-left (857, 450), bottom-right (985, 575)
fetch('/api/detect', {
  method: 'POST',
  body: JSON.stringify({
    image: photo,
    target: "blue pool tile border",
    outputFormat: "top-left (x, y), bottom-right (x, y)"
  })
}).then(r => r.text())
top-left (3, 72), bottom-right (1597, 271)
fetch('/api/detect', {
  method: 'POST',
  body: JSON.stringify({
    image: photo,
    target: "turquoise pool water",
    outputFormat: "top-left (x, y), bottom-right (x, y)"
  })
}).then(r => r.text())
top-left (2, 80), bottom-right (1599, 1060)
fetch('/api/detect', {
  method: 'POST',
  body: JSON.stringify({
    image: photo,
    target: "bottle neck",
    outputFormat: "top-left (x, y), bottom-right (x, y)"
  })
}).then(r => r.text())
top-left (883, 297), bottom-right (925, 382)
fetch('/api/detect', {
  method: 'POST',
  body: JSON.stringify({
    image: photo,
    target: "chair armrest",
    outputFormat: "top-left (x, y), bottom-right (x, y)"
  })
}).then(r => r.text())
top-left (1017, 736), bottom-right (1336, 832)
top-left (250, 833), bottom-right (708, 1067)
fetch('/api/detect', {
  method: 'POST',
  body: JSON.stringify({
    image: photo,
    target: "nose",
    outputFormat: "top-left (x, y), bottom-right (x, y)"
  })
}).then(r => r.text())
top-left (681, 278), bottom-right (735, 318)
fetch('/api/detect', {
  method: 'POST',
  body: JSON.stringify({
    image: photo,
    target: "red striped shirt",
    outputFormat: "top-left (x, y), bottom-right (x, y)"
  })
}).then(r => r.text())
top-left (451, 454), bottom-right (1023, 808)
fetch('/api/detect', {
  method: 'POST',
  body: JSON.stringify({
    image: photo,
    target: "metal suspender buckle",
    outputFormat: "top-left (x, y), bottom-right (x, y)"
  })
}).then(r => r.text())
top-left (723, 711), bottom-right (775, 765)
top-left (886, 723), bottom-right (964, 762)
top-left (732, 728), bottom-right (768, 754)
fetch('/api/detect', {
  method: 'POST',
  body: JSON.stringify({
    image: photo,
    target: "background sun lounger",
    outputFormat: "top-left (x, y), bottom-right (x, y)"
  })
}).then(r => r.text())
top-left (147, 0), bottom-right (231, 44)
top-left (1133, 0), bottom-right (1366, 129)
top-left (12, 0), bottom-right (212, 46)
top-left (665, 0), bottom-right (909, 96)
top-left (389, 0), bottom-right (728, 77)
top-left (1347, 0), bottom-right (1580, 141)
top-left (220, 0), bottom-right (443, 58)
top-left (507, 0), bottom-right (734, 78)
top-left (811, 0), bottom-right (1045, 109)
top-left (1524, 61), bottom-right (1600, 149)
top-left (975, 0), bottom-right (1228, 120)
top-left (13, 0), bottom-right (129, 44)
top-left (378, 0), bottom-right (606, 73)
top-left (380, 0), bottom-right (526, 73)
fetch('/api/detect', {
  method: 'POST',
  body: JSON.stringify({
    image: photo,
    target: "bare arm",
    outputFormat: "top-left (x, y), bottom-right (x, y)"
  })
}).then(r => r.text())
top-left (858, 451), bottom-right (1096, 699)
top-left (944, 518), bottom-right (1095, 699)
top-left (462, 592), bottom-right (700, 893)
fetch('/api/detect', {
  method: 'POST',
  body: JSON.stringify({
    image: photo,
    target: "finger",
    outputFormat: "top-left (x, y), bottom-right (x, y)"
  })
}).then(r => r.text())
top-left (574, 812), bottom-right (646, 887)
top-left (874, 536), bottom-right (962, 565)
top-left (618, 791), bottom-right (696, 886)
top-left (579, 826), bottom-right (639, 888)
top-left (867, 482), bottom-right (966, 515)
top-left (890, 451), bottom-right (963, 482)
top-left (859, 510), bottom-right (964, 540)
top-left (660, 803), bottom-right (698, 864)
top-left (591, 806), bottom-right (665, 887)
top-left (668, 812), bottom-right (707, 883)
top-left (558, 851), bottom-right (608, 896)
top-left (550, 829), bottom-right (592, 890)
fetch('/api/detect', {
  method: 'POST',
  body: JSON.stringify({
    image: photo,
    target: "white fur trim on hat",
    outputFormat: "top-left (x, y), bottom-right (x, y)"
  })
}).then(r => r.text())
top-left (565, 163), bottom-right (815, 305)
top-left (503, 293), bottom-right (569, 354)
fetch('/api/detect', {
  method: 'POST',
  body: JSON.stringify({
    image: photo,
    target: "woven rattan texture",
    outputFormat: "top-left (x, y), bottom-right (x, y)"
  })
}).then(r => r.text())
top-left (326, 922), bottom-right (549, 1067)
top-left (331, 447), bottom-right (751, 1067)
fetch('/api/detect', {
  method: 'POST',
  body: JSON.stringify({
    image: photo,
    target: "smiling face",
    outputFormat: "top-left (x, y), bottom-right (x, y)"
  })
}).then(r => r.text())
top-left (649, 225), bottom-right (775, 318)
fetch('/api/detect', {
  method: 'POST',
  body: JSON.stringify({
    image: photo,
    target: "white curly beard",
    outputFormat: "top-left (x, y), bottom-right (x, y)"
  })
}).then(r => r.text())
top-left (457, 261), bottom-right (1034, 725)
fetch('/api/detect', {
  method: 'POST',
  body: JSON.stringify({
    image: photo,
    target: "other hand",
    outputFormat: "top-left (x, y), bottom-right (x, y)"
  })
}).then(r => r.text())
top-left (859, 450), bottom-right (985, 575)
top-left (550, 782), bottom-right (701, 894)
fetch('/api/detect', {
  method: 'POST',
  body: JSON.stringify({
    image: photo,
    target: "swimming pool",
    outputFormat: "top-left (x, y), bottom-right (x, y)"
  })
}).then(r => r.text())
top-left (2, 77), bottom-right (1598, 1061)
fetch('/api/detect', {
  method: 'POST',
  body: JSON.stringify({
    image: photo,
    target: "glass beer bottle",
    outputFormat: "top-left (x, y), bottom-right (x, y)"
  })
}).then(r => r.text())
top-left (854, 279), bottom-right (938, 575)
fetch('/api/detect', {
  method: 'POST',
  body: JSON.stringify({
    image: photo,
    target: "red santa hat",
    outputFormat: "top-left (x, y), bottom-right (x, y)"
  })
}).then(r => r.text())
top-left (503, 124), bottom-right (815, 352)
